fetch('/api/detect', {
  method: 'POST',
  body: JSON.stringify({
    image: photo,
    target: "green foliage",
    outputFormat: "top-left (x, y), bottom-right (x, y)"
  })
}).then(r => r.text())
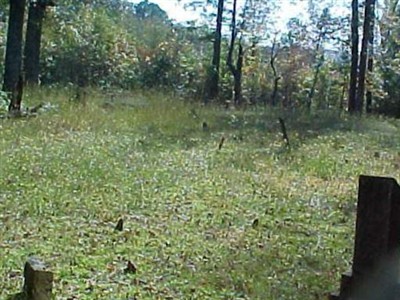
top-left (0, 89), bottom-right (8, 112)
top-left (376, 13), bottom-right (400, 117)
top-left (41, 4), bottom-right (138, 88)
top-left (38, 0), bottom-right (211, 94)
top-left (135, 0), bottom-right (168, 21)
top-left (1, 89), bottom-right (400, 299)
top-left (0, 15), bottom-right (6, 80)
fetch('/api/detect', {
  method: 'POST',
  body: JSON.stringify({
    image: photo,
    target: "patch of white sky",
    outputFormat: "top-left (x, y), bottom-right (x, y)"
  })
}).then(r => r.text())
top-left (130, 0), bottom-right (349, 33)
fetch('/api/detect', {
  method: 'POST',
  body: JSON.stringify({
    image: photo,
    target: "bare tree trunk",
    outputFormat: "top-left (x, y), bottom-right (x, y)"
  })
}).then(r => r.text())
top-left (339, 75), bottom-right (348, 111)
top-left (357, 0), bottom-right (374, 113)
top-left (271, 78), bottom-right (280, 107)
top-left (348, 0), bottom-right (359, 113)
top-left (307, 57), bottom-right (324, 110)
top-left (270, 38), bottom-right (280, 107)
top-left (24, 1), bottom-right (47, 85)
top-left (204, 0), bottom-right (224, 104)
top-left (366, 0), bottom-right (375, 114)
top-left (307, 33), bottom-right (324, 110)
top-left (233, 40), bottom-right (243, 105)
top-left (227, 0), bottom-right (243, 106)
top-left (226, 0), bottom-right (237, 71)
top-left (3, 0), bottom-right (26, 111)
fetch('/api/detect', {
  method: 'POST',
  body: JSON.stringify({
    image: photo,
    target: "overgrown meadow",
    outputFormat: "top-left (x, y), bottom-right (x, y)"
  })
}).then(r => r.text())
top-left (1, 89), bottom-right (399, 299)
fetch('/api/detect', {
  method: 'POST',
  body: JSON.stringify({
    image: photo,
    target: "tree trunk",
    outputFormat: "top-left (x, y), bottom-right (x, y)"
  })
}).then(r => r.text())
top-left (227, 0), bottom-right (243, 106)
top-left (307, 56), bottom-right (324, 110)
top-left (307, 33), bottom-right (324, 110)
top-left (339, 75), bottom-right (348, 111)
top-left (233, 40), bottom-right (243, 105)
top-left (348, 0), bottom-right (359, 113)
top-left (271, 78), bottom-right (280, 106)
top-left (270, 39), bottom-right (280, 106)
top-left (366, 0), bottom-right (375, 114)
top-left (307, 60), bottom-right (323, 109)
top-left (3, 0), bottom-right (26, 111)
top-left (357, 0), bottom-right (374, 113)
top-left (204, 0), bottom-right (224, 104)
top-left (24, 1), bottom-right (46, 85)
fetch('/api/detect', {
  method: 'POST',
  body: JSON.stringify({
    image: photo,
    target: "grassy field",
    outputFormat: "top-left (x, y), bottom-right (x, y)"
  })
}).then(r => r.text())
top-left (1, 88), bottom-right (399, 299)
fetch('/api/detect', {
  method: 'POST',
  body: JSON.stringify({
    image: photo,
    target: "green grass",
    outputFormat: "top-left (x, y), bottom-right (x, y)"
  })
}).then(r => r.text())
top-left (1, 88), bottom-right (399, 299)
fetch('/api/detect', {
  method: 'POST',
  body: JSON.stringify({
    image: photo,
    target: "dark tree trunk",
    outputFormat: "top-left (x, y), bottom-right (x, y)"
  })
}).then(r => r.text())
top-left (307, 34), bottom-right (324, 110)
top-left (307, 57), bottom-right (323, 110)
top-left (340, 75), bottom-right (348, 111)
top-left (357, 0), bottom-right (374, 113)
top-left (348, 0), bottom-right (359, 113)
top-left (271, 78), bottom-right (280, 106)
top-left (233, 40), bottom-right (243, 105)
top-left (9, 75), bottom-right (24, 113)
top-left (24, 1), bottom-right (46, 85)
top-left (270, 39), bottom-right (280, 106)
top-left (204, 0), bottom-right (224, 104)
top-left (227, 0), bottom-right (243, 106)
top-left (3, 0), bottom-right (26, 111)
top-left (366, 0), bottom-right (375, 114)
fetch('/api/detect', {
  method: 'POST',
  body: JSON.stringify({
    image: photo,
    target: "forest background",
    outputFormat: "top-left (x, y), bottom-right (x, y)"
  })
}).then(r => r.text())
top-left (0, 0), bottom-right (399, 115)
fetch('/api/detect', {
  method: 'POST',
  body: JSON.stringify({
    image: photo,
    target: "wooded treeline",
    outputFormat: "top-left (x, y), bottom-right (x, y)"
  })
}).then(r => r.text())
top-left (0, 0), bottom-right (399, 116)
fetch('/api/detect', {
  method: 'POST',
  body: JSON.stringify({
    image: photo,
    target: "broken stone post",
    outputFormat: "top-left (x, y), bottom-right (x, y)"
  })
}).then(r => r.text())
top-left (23, 257), bottom-right (53, 300)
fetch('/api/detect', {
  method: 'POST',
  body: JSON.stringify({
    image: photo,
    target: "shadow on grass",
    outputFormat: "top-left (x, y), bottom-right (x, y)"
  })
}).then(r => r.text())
top-left (204, 107), bottom-right (399, 152)
top-left (190, 233), bottom-right (348, 299)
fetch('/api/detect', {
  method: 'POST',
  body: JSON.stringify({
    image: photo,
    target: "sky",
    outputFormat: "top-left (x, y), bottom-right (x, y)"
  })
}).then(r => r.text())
top-left (129, 0), bottom-right (311, 30)
top-left (129, 0), bottom-right (350, 37)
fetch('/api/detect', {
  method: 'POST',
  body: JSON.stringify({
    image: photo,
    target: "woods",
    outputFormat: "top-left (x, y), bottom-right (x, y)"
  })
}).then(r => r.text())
top-left (0, 0), bottom-right (398, 116)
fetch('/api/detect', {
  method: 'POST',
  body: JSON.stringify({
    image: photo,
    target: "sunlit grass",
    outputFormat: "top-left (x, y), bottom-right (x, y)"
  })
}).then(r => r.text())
top-left (0, 88), bottom-right (399, 299)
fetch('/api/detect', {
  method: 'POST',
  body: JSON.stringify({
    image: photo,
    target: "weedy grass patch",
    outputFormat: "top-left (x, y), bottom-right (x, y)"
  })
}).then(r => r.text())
top-left (0, 88), bottom-right (399, 299)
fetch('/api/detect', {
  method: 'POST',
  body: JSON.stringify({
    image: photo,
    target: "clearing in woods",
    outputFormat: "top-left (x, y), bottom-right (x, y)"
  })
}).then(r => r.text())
top-left (0, 88), bottom-right (399, 299)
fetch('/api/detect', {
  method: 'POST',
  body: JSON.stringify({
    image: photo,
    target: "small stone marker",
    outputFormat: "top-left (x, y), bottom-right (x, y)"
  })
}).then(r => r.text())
top-left (115, 218), bottom-right (124, 231)
top-left (124, 260), bottom-right (137, 274)
top-left (218, 136), bottom-right (225, 150)
top-left (278, 117), bottom-right (290, 148)
top-left (23, 257), bottom-right (53, 300)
